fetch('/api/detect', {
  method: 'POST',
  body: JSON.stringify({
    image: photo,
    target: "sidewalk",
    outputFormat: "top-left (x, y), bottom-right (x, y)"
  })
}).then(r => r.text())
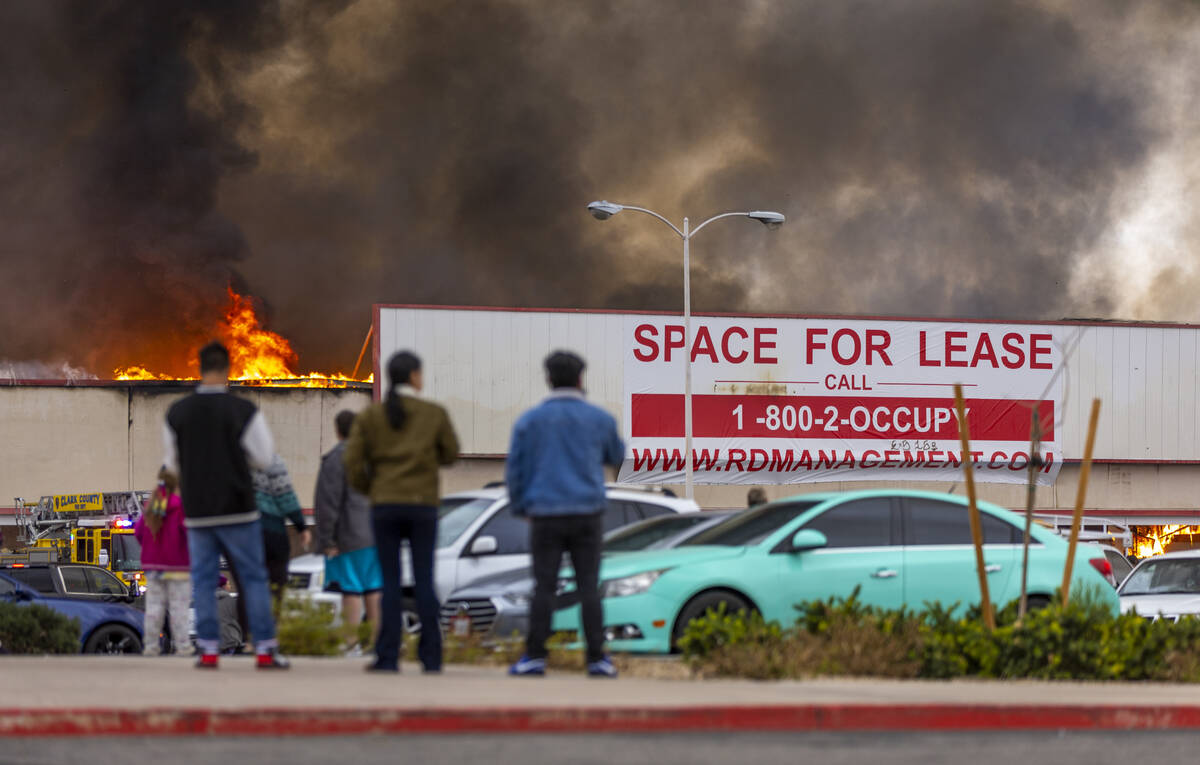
top-left (3, 656), bottom-right (1200, 736)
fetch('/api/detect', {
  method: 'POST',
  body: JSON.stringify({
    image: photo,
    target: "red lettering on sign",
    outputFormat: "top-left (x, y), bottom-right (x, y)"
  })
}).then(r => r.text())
top-left (721, 327), bottom-right (749, 363)
top-left (1030, 333), bottom-right (1052, 369)
top-left (806, 328), bottom-right (828, 364)
top-left (866, 330), bottom-right (892, 366)
top-left (970, 333), bottom-right (999, 368)
top-left (944, 331), bottom-right (968, 368)
top-left (633, 324), bottom-right (658, 362)
top-left (691, 326), bottom-right (718, 363)
top-left (754, 328), bottom-right (778, 364)
top-left (1001, 333), bottom-right (1025, 369)
top-left (663, 325), bottom-right (685, 362)
top-left (832, 328), bottom-right (861, 365)
top-left (919, 331), bottom-right (940, 367)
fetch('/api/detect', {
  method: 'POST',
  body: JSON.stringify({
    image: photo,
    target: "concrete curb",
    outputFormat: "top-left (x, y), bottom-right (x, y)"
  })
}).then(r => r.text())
top-left (3, 704), bottom-right (1200, 736)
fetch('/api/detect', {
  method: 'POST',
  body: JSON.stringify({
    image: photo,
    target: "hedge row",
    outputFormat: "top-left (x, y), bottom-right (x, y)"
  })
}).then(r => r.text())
top-left (678, 587), bottom-right (1200, 681)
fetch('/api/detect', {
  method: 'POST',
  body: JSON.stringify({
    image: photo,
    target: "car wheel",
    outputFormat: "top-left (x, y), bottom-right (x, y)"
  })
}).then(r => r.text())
top-left (83, 624), bottom-right (142, 655)
top-left (402, 607), bottom-right (422, 634)
top-left (1026, 595), bottom-right (1052, 612)
top-left (671, 589), bottom-right (753, 650)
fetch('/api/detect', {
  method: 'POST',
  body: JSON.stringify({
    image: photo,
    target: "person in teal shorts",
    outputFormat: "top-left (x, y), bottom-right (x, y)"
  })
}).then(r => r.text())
top-left (315, 410), bottom-right (382, 653)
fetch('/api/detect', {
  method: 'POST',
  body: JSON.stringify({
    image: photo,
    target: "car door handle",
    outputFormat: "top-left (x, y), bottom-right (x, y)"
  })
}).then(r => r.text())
top-left (871, 569), bottom-right (898, 579)
top-left (985, 564), bottom-right (1002, 574)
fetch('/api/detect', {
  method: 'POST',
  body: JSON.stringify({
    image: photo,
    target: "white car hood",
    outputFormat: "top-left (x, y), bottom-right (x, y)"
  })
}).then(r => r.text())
top-left (1119, 593), bottom-right (1200, 617)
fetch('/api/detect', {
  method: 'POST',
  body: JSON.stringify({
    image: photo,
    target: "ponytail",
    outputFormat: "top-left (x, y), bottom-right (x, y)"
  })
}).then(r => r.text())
top-left (385, 351), bottom-right (422, 430)
top-left (386, 384), bottom-right (407, 430)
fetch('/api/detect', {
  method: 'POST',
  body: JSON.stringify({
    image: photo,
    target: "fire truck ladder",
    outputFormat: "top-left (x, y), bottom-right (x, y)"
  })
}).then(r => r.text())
top-left (13, 492), bottom-right (149, 546)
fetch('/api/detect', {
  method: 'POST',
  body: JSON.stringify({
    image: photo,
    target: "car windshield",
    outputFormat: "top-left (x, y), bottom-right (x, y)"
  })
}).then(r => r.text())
top-left (111, 533), bottom-right (141, 572)
top-left (1120, 558), bottom-right (1200, 596)
top-left (437, 498), bottom-right (496, 548)
top-left (678, 501), bottom-right (819, 547)
top-left (603, 515), bottom-right (710, 552)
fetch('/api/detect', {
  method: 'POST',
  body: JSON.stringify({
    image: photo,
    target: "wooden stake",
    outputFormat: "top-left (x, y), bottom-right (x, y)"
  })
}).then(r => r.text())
top-left (351, 325), bottom-right (374, 381)
top-left (954, 384), bottom-right (994, 631)
top-left (1017, 409), bottom-right (1041, 623)
top-left (1061, 399), bottom-right (1102, 606)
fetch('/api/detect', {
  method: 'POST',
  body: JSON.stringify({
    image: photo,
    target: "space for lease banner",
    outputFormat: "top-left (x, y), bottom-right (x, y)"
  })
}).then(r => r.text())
top-left (616, 315), bottom-right (1065, 486)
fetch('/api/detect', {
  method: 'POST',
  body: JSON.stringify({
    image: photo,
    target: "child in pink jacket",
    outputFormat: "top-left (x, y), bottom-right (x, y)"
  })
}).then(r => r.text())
top-left (134, 469), bottom-right (192, 656)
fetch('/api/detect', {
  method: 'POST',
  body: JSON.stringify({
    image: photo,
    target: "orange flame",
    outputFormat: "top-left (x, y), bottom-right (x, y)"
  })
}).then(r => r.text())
top-left (114, 286), bottom-right (371, 388)
top-left (1134, 525), bottom-right (1200, 558)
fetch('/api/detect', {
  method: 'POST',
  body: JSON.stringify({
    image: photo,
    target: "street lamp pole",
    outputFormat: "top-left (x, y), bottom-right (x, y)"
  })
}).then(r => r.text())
top-left (682, 216), bottom-right (693, 499)
top-left (587, 201), bottom-right (785, 500)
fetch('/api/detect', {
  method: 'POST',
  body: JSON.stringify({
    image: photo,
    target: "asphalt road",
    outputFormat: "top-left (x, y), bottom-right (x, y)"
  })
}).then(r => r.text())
top-left (0, 731), bottom-right (1193, 765)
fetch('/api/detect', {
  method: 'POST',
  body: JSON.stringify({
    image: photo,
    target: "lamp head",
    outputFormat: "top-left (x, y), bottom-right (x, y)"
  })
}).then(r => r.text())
top-left (587, 200), bottom-right (623, 221)
top-left (747, 210), bottom-right (785, 230)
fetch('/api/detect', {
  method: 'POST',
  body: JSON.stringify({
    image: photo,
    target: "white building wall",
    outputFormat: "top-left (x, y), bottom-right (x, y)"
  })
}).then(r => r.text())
top-left (0, 384), bottom-right (372, 510)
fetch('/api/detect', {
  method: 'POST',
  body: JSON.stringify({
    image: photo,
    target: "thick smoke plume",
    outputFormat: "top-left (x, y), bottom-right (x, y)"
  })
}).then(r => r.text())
top-left (1, 0), bottom-right (1197, 374)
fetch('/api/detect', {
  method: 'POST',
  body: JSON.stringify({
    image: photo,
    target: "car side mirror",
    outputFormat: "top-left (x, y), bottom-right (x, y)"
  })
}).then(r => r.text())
top-left (790, 529), bottom-right (828, 552)
top-left (11, 588), bottom-right (34, 602)
top-left (469, 536), bottom-right (499, 556)
top-left (98, 549), bottom-right (110, 567)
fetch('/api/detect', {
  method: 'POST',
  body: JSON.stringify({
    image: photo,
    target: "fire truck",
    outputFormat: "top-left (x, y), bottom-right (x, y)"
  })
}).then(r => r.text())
top-left (12, 491), bottom-right (150, 590)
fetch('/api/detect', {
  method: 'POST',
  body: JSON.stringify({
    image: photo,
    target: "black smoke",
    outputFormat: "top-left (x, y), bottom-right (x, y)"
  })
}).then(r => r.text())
top-left (1, 1), bottom-right (1195, 374)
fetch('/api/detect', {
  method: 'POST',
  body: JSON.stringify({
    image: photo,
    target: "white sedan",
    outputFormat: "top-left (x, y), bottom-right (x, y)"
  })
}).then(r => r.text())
top-left (1118, 550), bottom-right (1200, 622)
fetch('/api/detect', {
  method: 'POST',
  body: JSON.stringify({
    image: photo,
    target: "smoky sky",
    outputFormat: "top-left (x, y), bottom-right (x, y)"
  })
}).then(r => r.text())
top-left (1, 0), bottom-right (1197, 375)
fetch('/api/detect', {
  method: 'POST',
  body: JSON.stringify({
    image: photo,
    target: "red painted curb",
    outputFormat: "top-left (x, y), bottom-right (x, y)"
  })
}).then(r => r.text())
top-left (3, 704), bottom-right (1200, 737)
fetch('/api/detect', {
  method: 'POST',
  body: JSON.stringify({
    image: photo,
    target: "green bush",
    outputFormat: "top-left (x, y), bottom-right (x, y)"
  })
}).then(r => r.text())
top-left (678, 586), bottom-right (1200, 682)
top-left (0, 601), bottom-right (80, 654)
top-left (276, 597), bottom-right (343, 656)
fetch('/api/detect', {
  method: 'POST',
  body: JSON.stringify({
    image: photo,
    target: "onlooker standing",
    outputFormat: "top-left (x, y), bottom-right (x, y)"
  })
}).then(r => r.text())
top-left (507, 351), bottom-right (625, 678)
top-left (252, 454), bottom-right (311, 616)
top-left (344, 351), bottom-right (459, 673)
top-left (747, 488), bottom-right (768, 508)
top-left (316, 410), bottom-right (382, 653)
top-left (163, 341), bottom-right (288, 670)
top-left (134, 467), bottom-right (192, 656)
top-left (215, 575), bottom-right (244, 654)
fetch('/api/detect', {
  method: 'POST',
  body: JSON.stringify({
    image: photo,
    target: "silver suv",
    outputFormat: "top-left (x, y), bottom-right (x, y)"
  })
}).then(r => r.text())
top-left (414, 485), bottom-right (699, 607)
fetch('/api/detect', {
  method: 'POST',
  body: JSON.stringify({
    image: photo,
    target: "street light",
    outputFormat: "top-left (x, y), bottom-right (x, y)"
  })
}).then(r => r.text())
top-left (587, 199), bottom-right (785, 499)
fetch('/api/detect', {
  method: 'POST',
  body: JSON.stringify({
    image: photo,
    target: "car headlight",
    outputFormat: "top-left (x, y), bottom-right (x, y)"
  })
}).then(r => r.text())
top-left (600, 569), bottom-right (669, 599)
top-left (500, 590), bottom-right (531, 606)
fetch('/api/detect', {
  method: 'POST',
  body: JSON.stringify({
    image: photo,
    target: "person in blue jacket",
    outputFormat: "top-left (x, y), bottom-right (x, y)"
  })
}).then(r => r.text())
top-left (506, 351), bottom-right (625, 678)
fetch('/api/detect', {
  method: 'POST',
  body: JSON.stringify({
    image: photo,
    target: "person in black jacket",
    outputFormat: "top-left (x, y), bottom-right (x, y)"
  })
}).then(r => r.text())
top-left (163, 341), bottom-right (289, 670)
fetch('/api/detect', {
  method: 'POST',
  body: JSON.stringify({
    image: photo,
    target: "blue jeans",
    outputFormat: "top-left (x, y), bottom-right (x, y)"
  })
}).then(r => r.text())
top-left (372, 504), bottom-right (440, 670)
top-left (189, 520), bottom-right (277, 653)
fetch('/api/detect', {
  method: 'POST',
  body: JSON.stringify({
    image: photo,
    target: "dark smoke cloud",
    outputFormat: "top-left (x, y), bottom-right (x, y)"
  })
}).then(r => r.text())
top-left (2, 0), bottom-right (1197, 374)
top-left (0, 1), bottom-right (284, 375)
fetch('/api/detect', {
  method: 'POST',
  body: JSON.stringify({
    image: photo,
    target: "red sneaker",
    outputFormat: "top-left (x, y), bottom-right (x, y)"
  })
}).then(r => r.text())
top-left (195, 653), bottom-right (219, 670)
top-left (256, 650), bottom-right (291, 670)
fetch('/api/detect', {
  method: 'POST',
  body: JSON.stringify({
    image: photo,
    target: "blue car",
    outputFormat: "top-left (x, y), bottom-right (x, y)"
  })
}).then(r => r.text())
top-left (0, 571), bottom-right (144, 653)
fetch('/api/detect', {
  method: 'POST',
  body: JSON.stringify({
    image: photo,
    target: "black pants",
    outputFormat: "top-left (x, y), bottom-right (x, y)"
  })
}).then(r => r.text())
top-left (232, 528), bottom-right (291, 639)
top-left (528, 512), bottom-right (604, 663)
top-left (372, 504), bottom-right (440, 670)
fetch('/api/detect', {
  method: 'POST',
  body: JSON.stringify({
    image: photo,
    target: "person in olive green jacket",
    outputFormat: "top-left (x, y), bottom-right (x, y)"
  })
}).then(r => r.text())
top-left (344, 350), bottom-right (459, 673)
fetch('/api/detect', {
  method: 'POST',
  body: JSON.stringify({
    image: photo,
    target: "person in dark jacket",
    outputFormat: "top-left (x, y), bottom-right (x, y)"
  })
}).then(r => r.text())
top-left (344, 351), bottom-right (459, 673)
top-left (506, 351), bottom-right (625, 678)
top-left (162, 341), bottom-right (288, 670)
top-left (316, 410), bottom-right (381, 652)
top-left (252, 455), bottom-right (310, 617)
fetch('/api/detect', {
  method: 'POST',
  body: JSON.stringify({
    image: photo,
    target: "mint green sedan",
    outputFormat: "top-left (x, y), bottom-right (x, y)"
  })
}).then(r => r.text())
top-left (552, 489), bottom-right (1119, 653)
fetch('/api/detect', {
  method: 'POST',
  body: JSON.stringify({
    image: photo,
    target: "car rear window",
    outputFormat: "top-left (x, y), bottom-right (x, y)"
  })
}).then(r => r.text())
top-left (5, 567), bottom-right (55, 593)
top-left (680, 502), bottom-right (819, 547)
top-left (604, 515), bottom-right (708, 552)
